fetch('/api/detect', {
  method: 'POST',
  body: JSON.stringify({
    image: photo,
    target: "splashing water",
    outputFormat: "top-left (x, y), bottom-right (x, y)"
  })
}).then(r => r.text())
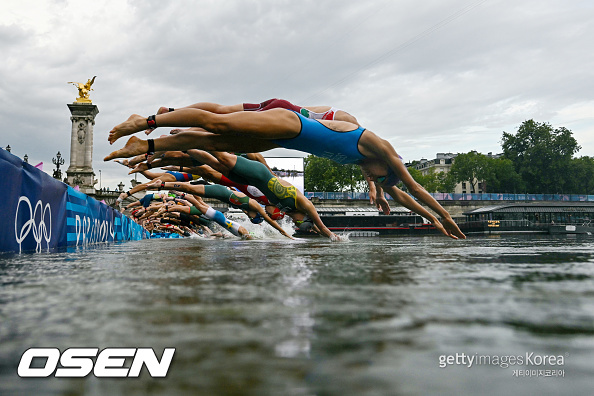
top-left (333, 232), bottom-right (351, 242)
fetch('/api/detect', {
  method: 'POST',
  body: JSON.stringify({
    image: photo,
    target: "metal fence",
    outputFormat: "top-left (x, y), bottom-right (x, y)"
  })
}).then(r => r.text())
top-left (304, 192), bottom-right (594, 202)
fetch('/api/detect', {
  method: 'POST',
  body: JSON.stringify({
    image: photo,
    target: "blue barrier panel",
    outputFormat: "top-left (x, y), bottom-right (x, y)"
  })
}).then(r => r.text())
top-left (1, 148), bottom-right (147, 253)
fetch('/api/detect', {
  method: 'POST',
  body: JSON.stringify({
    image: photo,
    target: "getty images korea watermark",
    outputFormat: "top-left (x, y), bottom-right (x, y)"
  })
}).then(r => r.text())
top-left (438, 352), bottom-right (567, 378)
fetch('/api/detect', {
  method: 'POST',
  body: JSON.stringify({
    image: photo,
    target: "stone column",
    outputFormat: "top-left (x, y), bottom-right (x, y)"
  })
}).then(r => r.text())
top-left (66, 103), bottom-right (99, 195)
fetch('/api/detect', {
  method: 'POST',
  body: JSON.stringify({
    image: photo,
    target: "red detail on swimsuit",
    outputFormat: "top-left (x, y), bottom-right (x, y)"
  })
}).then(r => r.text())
top-left (321, 110), bottom-right (336, 120)
top-left (229, 197), bottom-right (241, 206)
top-left (218, 175), bottom-right (270, 205)
top-left (243, 98), bottom-right (302, 112)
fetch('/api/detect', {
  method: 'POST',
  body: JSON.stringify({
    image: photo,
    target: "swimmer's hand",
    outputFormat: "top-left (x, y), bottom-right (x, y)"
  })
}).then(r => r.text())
top-left (442, 217), bottom-right (466, 240)
top-left (330, 233), bottom-right (349, 242)
top-left (375, 194), bottom-right (391, 215)
top-left (283, 231), bottom-right (296, 240)
top-left (433, 217), bottom-right (466, 240)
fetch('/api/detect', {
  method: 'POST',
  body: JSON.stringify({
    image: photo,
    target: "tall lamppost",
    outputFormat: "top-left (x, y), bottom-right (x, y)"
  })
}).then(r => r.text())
top-left (52, 151), bottom-right (64, 180)
top-left (99, 170), bottom-right (102, 190)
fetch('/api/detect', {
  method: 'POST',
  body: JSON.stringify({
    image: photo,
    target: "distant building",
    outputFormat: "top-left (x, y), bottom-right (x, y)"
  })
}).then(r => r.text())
top-left (410, 152), bottom-right (502, 194)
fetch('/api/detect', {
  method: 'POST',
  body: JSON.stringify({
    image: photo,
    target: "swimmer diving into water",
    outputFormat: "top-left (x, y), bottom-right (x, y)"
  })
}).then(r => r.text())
top-left (105, 105), bottom-right (465, 240)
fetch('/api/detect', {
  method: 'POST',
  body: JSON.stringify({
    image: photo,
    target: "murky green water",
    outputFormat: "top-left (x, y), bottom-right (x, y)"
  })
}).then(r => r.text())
top-left (1, 235), bottom-right (594, 396)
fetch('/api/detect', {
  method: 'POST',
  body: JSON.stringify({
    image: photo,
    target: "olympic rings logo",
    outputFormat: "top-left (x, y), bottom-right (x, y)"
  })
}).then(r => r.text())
top-left (15, 196), bottom-right (52, 253)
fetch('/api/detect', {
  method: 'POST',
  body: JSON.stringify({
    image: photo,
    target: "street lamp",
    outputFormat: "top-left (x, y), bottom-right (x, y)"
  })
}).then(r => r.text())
top-left (99, 170), bottom-right (102, 190)
top-left (52, 151), bottom-right (64, 180)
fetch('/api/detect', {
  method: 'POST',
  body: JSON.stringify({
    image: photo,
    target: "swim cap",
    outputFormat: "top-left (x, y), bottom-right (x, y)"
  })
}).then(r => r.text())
top-left (297, 215), bottom-right (314, 232)
top-left (376, 168), bottom-right (400, 186)
top-left (268, 207), bottom-right (285, 220)
top-left (250, 213), bottom-right (264, 224)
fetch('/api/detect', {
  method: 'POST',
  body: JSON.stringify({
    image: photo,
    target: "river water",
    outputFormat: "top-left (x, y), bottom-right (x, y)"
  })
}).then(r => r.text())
top-left (1, 234), bottom-right (593, 396)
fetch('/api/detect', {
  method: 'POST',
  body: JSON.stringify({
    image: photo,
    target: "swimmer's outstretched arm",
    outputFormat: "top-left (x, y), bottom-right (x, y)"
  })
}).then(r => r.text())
top-left (362, 135), bottom-right (465, 240)
top-left (382, 184), bottom-right (464, 240)
top-left (365, 175), bottom-right (378, 206)
top-left (117, 171), bottom-right (173, 204)
top-left (373, 183), bottom-right (391, 215)
top-left (250, 203), bottom-right (295, 240)
top-left (297, 197), bottom-right (336, 240)
top-left (147, 179), bottom-right (293, 240)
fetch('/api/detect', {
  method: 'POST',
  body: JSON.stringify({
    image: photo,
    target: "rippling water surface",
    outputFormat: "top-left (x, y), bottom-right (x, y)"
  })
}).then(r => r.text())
top-left (1, 234), bottom-right (594, 396)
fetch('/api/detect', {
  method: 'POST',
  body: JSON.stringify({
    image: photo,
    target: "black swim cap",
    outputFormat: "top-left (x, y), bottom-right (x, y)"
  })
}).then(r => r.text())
top-left (250, 213), bottom-right (264, 224)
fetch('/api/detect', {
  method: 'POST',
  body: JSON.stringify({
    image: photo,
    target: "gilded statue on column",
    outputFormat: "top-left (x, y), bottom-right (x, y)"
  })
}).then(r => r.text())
top-left (67, 76), bottom-right (96, 103)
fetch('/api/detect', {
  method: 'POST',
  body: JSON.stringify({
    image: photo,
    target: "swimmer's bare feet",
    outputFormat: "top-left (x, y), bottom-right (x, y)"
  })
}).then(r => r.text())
top-left (114, 159), bottom-right (130, 167)
top-left (157, 106), bottom-right (171, 115)
top-left (145, 179), bottom-right (163, 190)
top-left (128, 162), bottom-right (150, 175)
top-left (104, 136), bottom-right (148, 161)
top-left (129, 154), bottom-right (150, 166)
top-left (108, 114), bottom-right (147, 144)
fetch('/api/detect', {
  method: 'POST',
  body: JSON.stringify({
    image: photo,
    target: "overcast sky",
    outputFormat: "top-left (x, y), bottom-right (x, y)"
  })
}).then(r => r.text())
top-left (1, 0), bottom-right (593, 190)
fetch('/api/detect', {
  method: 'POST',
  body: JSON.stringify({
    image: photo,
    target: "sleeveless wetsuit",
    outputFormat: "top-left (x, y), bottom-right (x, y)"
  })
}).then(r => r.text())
top-left (166, 171), bottom-right (200, 182)
top-left (202, 184), bottom-right (251, 211)
top-left (271, 111), bottom-right (366, 165)
top-left (139, 193), bottom-right (164, 208)
top-left (227, 156), bottom-right (298, 213)
top-left (188, 206), bottom-right (239, 235)
top-left (182, 211), bottom-right (212, 227)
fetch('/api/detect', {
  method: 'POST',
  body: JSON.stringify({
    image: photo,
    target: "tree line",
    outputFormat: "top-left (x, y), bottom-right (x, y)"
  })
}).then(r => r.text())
top-left (304, 120), bottom-right (594, 194)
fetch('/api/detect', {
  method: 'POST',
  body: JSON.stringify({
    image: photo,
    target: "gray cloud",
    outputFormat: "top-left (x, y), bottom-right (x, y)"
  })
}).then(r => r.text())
top-left (1, 0), bottom-right (593, 188)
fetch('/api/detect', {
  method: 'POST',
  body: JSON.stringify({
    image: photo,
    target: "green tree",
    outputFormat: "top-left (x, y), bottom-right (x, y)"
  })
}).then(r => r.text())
top-left (406, 166), bottom-right (452, 193)
top-left (440, 171), bottom-right (457, 193)
top-left (566, 156), bottom-right (594, 194)
top-left (449, 151), bottom-right (490, 192)
top-left (501, 120), bottom-right (581, 193)
top-left (484, 157), bottom-right (524, 193)
top-left (304, 155), bottom-right (367, 192)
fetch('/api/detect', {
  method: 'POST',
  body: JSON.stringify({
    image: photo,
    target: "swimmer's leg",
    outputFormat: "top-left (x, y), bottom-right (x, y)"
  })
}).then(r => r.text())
top-left (105, 133), bottom-right (278, 161)
top-left (203, 207), bottom-right (247, 238)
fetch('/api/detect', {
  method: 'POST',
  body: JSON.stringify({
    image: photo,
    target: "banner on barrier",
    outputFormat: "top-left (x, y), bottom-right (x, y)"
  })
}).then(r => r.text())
top-left (1, 148), bottom-right (147, 253)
